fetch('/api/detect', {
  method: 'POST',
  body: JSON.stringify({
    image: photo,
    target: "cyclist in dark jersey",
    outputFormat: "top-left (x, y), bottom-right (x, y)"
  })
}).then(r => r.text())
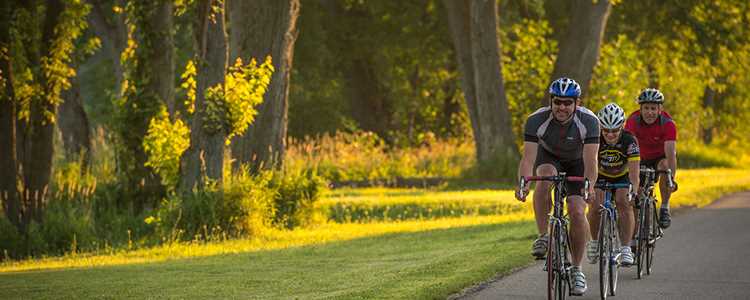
top-left (586, 103), bottom-right (640, 267)
top-left (515, 77), bottom-right (600, 296)
top-left (624, 88), bottom-right (678, 229)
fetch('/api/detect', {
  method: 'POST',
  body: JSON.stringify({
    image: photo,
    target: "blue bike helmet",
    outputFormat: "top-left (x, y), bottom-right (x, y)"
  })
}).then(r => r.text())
top-left (549, 77), bottom-right (582, 98)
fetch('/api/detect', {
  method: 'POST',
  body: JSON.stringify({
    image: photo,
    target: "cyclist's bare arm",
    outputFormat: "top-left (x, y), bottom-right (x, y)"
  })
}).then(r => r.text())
top-left (628, 159), bottom-right (640, 192)
top-left (664, 141), bottom-right (677, 177)
top-left (516, 142), bottom-right (538, 200)
top-left (583, 143), bottom-right (599, 201)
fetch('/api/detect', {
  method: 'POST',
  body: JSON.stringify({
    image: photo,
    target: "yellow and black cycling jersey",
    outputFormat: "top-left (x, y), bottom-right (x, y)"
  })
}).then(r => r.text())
top-left (598, 130), bottom-right (640, 178)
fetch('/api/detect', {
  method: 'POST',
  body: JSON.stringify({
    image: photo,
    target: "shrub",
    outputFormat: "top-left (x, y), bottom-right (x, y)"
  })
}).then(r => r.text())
top-left (0, 215), bottom-right (23, 259)
top-left (151, 171), bottom-right (277, 242)
top-left (270, 169), bottom-right (328, 229)
top-left (26, 199), bottom-right (96, 256)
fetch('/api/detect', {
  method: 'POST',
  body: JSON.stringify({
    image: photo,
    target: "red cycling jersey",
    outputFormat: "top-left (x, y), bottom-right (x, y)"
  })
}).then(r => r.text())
top-left (624, 110), bottom-right (677, 160)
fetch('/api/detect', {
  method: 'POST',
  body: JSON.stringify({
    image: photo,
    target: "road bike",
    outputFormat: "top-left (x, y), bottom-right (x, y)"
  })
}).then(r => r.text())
top-left (520, 173), bottom-right (589, 300)
top-left (594, 181), bottom-right (632, 299)
top-left (635, 167), bottom-right (674, 279)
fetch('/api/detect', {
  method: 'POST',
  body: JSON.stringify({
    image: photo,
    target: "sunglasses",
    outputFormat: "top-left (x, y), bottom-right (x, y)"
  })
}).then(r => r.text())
top-left (602, 128), bottom-right (621, 134)
top-left (552, 99), bottom-right (575, 107)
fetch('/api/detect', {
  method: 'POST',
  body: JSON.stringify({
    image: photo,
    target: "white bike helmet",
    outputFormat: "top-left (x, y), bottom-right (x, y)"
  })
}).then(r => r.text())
top-left (598, 103), bottom-right (625, 130)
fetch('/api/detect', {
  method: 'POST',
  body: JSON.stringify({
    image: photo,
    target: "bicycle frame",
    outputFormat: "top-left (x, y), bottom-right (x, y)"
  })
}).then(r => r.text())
top-left (635, 167), bottom-right (673, 278)
top-left (594, 181), bottom-right (631, 299)
top-left (521, 173), bottom-right (589, 300)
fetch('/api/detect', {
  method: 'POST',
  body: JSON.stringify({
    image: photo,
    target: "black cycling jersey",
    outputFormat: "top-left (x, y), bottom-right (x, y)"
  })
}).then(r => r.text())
top-left (523, 106), bottom-right (600, 162)
top-left (598, 130), bottom-right (640, 178)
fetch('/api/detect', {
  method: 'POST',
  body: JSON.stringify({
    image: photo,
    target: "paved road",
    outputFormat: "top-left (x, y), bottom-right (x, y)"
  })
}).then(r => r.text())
top-left (458, 191), bottom-right (750, 300)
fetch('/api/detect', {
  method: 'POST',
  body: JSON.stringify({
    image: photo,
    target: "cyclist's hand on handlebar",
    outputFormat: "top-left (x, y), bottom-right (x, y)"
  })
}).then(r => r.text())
top-left (515, 185), bottom-right (530, 202)
top-left (583, 185), bottom-right (595, 203)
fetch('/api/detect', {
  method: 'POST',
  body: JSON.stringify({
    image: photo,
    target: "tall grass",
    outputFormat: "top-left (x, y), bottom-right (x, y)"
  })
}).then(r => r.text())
top-left (285, 131), bottom-right (475, 183)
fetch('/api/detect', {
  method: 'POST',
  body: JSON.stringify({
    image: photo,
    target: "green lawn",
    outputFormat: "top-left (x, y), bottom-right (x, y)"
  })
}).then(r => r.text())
top-left (2, 168), bottom-right (749, 299)
top-left (0, 221), bottom-right (537, 299)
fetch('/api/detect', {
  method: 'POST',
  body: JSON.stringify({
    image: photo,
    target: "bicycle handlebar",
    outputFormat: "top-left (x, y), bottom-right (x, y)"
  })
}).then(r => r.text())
top-left (639, 167), bottom-right (675, 190)
top-left (519, 174), bottom-right (590, 201)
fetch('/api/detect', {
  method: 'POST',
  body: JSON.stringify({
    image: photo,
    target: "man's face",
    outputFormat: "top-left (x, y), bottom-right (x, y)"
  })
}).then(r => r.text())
top-left (551, 97), bottom-right (576, 122)
top-left (640, 103), bottom-right (661, 124)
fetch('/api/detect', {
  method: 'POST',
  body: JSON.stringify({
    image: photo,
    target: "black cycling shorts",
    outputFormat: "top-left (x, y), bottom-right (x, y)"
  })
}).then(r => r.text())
top-left (640, 155), bottom-right (666, 184)
top-left (597, 174), bottom-right (630, 186)
top-left (534, 147), bottom-right (585, 197)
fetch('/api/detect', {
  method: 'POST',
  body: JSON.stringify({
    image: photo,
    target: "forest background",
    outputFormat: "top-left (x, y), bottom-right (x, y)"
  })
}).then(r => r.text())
top-left (1, 0), bottom-right (749, 264)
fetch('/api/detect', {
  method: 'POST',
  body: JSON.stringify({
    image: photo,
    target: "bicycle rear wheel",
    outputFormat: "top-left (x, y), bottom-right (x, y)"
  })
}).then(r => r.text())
top-left (598, 212), bottom-right (610, 299)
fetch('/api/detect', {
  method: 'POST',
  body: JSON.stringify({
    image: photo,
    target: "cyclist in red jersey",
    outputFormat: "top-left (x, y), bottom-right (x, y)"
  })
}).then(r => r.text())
top-left (624, 88), bottom-right (678, 229)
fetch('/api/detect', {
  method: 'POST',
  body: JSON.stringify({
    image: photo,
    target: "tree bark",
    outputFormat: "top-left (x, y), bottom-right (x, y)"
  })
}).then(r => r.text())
top-left (87, 0), bottom-right (127, 97)
top-left (542, 0), bottom-right (611, 106)
top-left (228, 0), bottom-right (300, 173)
top-left (143, 1), bottom-right (175, 115)
top-left (58, 74), bottom-right (92, 168)
top-left (18, 0), bottom-right (66, 223)
top-left (0, 0), bottom-right (21, 231)
top-left (180, 0), bottom-right (228, 193)
top-left (443, 0), bottom-right (518, 179)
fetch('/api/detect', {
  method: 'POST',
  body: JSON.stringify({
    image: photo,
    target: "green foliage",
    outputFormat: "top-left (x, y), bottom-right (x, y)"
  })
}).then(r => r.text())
top-left (25, 199), bottom-right (96, 257)
top-left (500, 19), bottom-right (557, 147)
top-left (202, 57), bottom-right (274, 141)
top-left (270, 169), bottom-right (327, 229)
top-left (0, 215), bottom-right (22, 259)
top-left (180, 59), bottom-right (197, 114)
top-left (588, 34), bottom-right (649, 114)
top-left (290, 0), bottom-right (469, 142)
top-left (151, 170), bottom-right (293, 242)
top-left (143, 107), bottom-right (190, 189)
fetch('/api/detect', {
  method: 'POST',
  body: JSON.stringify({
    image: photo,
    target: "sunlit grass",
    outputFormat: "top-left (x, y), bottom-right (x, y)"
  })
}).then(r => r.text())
top-left (1, 169), bottom-right (748, 299)
top-left (0, 213), bottom-right (533, 273)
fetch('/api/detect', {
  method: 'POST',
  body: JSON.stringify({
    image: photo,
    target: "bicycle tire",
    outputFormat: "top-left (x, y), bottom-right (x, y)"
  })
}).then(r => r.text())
top-left (609, 212), bottom-right (619, 296)
top-left (598, 211), bottom-right (610, 299)
top-left (636, 198), bottom-right (649, 279)
top-left (548, 224), bottom-right (559, 300)
top-left (558, 226), bottom-right (569, 300)
top-left (646, 200), bottom-right (659, 275)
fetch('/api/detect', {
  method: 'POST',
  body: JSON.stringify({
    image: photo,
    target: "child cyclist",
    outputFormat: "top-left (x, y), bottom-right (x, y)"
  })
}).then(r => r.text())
top-left (587, 103), bottom-right (640, 266)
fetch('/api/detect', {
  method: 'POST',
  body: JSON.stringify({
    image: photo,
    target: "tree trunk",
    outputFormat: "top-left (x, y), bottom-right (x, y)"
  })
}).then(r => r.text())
top-left (144, 1), bottom-right (175, 116)
top-left (58, 74), bottom-right (92, 168)
top-left (542, 0), bottom-right (611, 106)
top-left (444, 0), bottom-right (518, 179)
top-left (115, 0), bottom-right (173, 211)
top-left (228, 0), bottom-right (300, 173)
top-left (18, 0), bottom-right (66, 223)
top-left (0, 0), bottom-right (21, 231)
top-left (88, 0), bottom-right (127, 96)
top-left (345, 57), bottom-right (393, 141)
top-left (701, 85), bottom-right (715, 144)
top-left (180, 0), bottom-right (228, 193)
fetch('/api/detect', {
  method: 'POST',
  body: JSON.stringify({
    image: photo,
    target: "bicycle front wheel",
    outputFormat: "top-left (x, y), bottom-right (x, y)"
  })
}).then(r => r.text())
top-left (636, 199), bottom-right (650, 279)
top-left (609, 216), bottom-right (619, 296)
top-left (646, 200), bottom-right (659, 275)
top-left (548, 223), bottom-right (568, 300)
top-left (598, 211), bottom-right (610, 299)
